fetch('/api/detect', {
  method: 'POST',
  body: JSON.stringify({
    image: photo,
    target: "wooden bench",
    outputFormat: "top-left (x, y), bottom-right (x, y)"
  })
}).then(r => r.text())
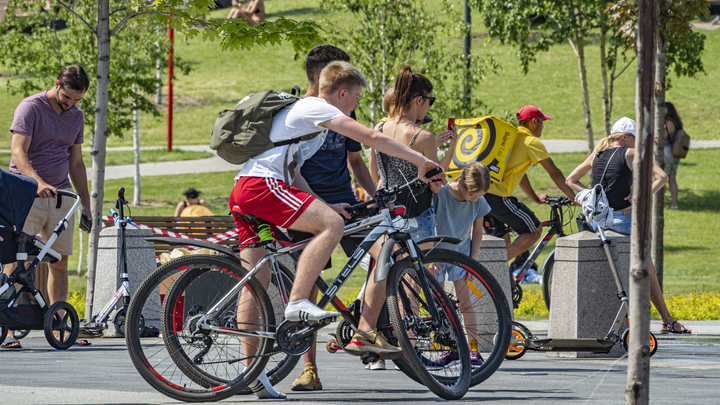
top-left (102, 216), bottom-right (238, 257)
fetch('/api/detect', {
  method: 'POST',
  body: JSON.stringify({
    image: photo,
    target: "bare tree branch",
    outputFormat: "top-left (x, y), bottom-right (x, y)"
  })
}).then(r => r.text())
top-left (567, 38), bottom-right (579, 58)
top-left (110, 11), bottom-right (211, 36)
top-left (612, 56), bottom-right (637, 80)
top-left (109, 8), bottom-right (127, 17)
top-left (56, 0), bottom-right (97, 35)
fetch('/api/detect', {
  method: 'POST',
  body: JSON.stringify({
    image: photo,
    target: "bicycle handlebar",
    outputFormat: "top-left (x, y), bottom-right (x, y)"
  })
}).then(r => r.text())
top-left (347, 166), bottom-right (444, 218)
top-left (545, 196), bottom-right (573, 206)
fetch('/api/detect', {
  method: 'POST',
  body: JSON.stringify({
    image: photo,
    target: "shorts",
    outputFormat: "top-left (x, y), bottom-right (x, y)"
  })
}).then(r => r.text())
top-left (436, 262), bottom-right (467, 282)
top-left (393, 206), bottom-right (436, 242)
top-left (591, 208), bottom-right (631, 235)
top-left (664, 145), bottom-right (680, 175)
top-left (483, 194), bottom-right (540, 236)
top-left (24, 190), bottom-right (75, 256)
top-left (229, 177), bottom-right (313, 246)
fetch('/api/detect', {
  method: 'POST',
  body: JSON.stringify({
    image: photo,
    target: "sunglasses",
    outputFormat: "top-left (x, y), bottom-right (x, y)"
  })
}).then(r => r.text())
top-left (420, 95), bottom-right (436, 107)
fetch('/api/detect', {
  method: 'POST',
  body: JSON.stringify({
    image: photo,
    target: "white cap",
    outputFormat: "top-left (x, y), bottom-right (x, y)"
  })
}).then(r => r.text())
top-left (610, 117), bottom-right (636, 137)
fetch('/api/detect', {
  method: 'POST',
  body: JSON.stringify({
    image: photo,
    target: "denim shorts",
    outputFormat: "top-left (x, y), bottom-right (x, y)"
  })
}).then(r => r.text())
top-left (664, 145), bottom-right (680, 175)
top-left (437, 262), bottom-right (467, 282)
top-left (592, 209), bottom-right (632, 235)
top-left (392, 206), bottom-right (436, 241)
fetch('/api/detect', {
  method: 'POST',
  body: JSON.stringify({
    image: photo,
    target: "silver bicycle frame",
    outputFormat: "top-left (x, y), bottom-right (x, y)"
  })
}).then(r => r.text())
top-left (196, 208), bottom-right (397, 339)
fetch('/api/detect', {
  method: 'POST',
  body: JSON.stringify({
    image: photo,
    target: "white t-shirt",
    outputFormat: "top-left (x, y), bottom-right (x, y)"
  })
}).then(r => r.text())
top-left (236, 97), bottom-right (346, 184)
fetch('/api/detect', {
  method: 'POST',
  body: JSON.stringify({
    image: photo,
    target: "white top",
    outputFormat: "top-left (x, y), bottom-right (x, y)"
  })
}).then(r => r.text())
top-left (236, 97), bottom-right (346, 184)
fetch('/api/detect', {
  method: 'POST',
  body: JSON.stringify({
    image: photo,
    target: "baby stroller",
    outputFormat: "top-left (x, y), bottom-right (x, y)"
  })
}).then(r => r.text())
top-left (0, 169), bottom-right (81, 349)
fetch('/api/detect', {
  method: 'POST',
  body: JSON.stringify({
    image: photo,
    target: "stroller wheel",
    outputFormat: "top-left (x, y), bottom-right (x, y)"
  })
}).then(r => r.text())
top-left (0, 325), bottom-right (7, 346)
top-left (44, 301), bottom-right (80, 350)
top-left (14, 329), bottom-right (31, 339)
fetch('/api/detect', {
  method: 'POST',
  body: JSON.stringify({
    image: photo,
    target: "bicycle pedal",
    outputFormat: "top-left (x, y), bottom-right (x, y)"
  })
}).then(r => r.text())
top-left (361, 351), bottom-right (380, 365)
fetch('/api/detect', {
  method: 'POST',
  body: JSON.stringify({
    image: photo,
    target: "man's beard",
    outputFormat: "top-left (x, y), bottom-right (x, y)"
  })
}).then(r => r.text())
top-left (56, 94), bottom-right (71, 111)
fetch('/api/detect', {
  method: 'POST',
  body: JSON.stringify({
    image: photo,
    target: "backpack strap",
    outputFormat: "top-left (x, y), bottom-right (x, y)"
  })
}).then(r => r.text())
top-left (273, 131), bottom-right (321, 147)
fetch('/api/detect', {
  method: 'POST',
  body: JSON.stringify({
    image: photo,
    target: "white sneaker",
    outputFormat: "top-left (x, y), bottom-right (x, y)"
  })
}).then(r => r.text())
top-left (284, 299), bottom-right (339, 322)
top-left (369, 359), bottom-right (386, 370)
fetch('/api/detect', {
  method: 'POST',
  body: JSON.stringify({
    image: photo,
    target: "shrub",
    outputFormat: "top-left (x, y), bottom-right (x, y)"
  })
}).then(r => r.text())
top-left (67, 290), bottom-right (86, 320)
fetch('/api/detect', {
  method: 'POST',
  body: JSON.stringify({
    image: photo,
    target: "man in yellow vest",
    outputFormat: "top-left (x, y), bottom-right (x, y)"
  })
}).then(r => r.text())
top-left (482, 105), bottom-right (577, 262)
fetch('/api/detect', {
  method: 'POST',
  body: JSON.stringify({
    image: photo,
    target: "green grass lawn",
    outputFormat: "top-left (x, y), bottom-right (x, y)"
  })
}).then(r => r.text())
top-left (64, 147), bottom-right (720, 300)
top-left (2, 0), bottom-right (717, 150)
top-left (0, 149), bottom-right (212, 169)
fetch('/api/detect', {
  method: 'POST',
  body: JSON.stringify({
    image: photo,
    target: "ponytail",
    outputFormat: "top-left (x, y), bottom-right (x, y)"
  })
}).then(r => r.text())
top-left (390, 66), bottom-right (433, 118)
top-left (594, 133), bottom-right (624, 155)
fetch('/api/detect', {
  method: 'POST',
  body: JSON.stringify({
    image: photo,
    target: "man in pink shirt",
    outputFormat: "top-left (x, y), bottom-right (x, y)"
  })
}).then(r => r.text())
top-left (2, 65), bottom-right (92, 349)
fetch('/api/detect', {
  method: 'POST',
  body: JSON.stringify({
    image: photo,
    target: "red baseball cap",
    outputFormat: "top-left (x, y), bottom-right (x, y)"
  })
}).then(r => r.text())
top-left (516, 105), bottom-right (552, 121)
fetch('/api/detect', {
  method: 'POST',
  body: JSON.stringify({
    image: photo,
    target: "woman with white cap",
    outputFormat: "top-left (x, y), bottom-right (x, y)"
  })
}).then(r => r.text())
top-left (565, 117), bottom-right (691, 334)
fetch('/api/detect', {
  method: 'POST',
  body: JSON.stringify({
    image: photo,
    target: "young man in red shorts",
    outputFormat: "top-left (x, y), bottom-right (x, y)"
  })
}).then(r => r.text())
top-left (229, 61), bottom-right (444, 386)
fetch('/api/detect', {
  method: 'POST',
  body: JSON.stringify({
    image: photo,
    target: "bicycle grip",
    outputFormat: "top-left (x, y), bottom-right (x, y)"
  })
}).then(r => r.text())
top-left (110, 208), bottom-right (119, 220)
top-left (424, 166), bottom-right (443, 179)
top-left (118, 187), bottom-right (126, 201)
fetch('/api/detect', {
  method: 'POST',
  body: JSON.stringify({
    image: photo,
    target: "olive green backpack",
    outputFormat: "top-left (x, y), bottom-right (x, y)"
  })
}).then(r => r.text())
top-left (210, 89), bottom-right (320, 165)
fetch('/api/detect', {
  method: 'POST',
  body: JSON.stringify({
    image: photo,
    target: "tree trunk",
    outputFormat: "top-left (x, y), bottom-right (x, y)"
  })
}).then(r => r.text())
top-left (85, 0), bottom-right (111, 321)
top-left (574, 18), bottom-right (594, 154)
top-left (463, 0), bottom-right (471, 104)
top-left (133, 59), bottom-right (141, 206)
top-left (600, 19), bottom-right (612, 137)
top-left (626, 0), bottom-right (657, 403)
top-left (156, 58), bottom-right (162, 104)
top-left (652, 32), bottom-right (667, 290)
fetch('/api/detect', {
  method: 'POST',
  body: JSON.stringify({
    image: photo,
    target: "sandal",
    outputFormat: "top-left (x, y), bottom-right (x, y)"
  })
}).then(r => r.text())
top-left (661, 320), bottom-right (692, 334)
top-left (1, 337), bottom-right (22, 349)
top-left (73, 339), bottom-right (92, 346)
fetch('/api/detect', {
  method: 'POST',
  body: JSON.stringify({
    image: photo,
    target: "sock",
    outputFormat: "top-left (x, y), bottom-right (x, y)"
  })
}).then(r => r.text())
top-left (285, 299), bottom-right (339, 321)
top-left (249, 370), bottom-right (287, 399)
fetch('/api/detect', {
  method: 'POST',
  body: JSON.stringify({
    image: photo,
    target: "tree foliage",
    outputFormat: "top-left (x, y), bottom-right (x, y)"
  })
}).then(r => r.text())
top-left (607, 0), bottom-right (709, 85)
top-left (0, 0), bottom-right (191, 139)
top-left (320, 0), bottom-right (497, 134)
top-left (474, 0), bottom-right (598, 74)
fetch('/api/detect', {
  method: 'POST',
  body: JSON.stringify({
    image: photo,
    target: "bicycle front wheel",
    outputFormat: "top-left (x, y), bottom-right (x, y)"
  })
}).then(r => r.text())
top-left (387, 250), bottom-right (511, 387)
top-left (126, 254), bottom-right (273, 402)
top-left (386, 257), bottom-right (471, 400)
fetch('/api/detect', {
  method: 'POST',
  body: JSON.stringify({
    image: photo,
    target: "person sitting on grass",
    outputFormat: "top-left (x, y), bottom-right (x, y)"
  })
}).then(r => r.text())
top-left (227, 0), bottom-right (265, 25)
top-left (565, 117), bottom-right (691, 334)
top-left (431, 161), bottom-right (491, 367)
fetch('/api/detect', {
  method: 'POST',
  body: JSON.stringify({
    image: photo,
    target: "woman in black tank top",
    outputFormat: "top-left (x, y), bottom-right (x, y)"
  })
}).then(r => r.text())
top-left (565, 117), bottom-right (690, 334)
top-left (369, 67), bottom-right (457, 219)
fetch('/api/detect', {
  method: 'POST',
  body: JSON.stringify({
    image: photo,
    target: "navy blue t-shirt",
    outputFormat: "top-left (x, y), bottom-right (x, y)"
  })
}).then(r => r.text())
top-left (300, 110), bottom-right (361, 205)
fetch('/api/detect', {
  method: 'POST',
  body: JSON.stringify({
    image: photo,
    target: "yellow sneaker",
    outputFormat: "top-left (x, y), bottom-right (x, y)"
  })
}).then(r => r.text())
top-left (469, 339), bottom-right (479, 353)
top-left (291, 363), bottom-right (323, 391)
top-left (344, 329), bottom-right (402, 356)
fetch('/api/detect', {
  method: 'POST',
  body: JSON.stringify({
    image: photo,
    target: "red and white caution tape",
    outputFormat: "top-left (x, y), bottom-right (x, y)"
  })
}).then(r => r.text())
top-left (102, 215), bottom-right (238, 262)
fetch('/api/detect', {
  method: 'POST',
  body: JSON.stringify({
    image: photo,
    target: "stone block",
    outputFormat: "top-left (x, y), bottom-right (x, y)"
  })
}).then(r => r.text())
top-left (94, 226), bottom-right (158, 337)
top-left (476, 235), bottom-right (511, 316)
top-left (548, 231), bottom-right (630, 358)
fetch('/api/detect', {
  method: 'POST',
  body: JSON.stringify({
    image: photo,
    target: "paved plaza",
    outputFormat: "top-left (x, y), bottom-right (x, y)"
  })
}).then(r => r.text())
top-left (2, 321), bottom-right (719, 404)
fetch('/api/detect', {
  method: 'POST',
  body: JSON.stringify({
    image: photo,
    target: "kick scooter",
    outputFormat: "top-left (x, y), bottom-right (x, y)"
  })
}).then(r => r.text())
top-left (506, 225), bottom-right (658, 359)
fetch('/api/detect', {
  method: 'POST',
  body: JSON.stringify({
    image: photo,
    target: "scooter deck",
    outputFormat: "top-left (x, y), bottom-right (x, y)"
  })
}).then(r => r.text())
top-left (527, 338), bottom-right (615, 353)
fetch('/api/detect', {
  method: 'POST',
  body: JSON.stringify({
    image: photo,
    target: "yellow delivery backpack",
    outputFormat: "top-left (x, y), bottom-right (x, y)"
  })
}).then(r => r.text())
top-left (447, 116), bottom-right (518, 183)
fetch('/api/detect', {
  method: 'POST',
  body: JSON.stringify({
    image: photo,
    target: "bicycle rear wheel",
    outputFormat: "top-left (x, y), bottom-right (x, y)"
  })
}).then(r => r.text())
top-left (386, 250), bottom-right (511, 387)
top-left (125, 254), bottom-right (273, 402)
top-left (541, 251), bottom-right (555, 310)
top-left (386, 257), bottom-right (471, 400)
